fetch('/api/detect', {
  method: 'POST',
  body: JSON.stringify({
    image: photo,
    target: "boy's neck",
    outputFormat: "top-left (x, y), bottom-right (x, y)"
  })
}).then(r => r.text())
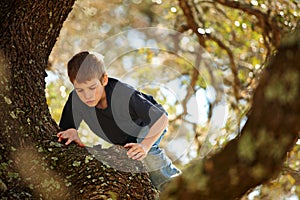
top-left (96, 92), bottom-right (107, 109)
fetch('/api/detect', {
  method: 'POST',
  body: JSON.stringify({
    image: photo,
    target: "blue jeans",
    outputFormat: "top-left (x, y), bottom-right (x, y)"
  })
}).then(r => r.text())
top-left (137, 128), bottom-right (181, 189)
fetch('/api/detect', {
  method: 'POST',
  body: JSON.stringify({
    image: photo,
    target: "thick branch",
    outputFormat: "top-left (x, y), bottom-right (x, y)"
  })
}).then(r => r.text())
top-left (214, 0), bottom-right (282, 48)
top-left (161, 30), bottom-right (300, 199)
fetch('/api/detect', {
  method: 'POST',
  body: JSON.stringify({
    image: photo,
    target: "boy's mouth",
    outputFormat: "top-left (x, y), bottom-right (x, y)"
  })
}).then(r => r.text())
top-left (86, 100), bottom-right (94, 105)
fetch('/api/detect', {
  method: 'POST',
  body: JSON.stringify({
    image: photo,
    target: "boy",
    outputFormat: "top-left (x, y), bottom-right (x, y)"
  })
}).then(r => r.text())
top-left (57, 51), bottom-right (181, 189)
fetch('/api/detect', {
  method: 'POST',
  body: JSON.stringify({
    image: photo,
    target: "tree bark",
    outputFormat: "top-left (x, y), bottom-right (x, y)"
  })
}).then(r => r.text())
top-left (161, 30), bottom-right (300, 199)
top-left (0, 1), bottom-right (158, 199)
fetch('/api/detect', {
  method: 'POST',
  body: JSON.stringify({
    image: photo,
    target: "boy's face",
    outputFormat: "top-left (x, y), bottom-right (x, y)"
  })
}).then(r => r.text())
top-left (73, 78), bottom-right (105, 107)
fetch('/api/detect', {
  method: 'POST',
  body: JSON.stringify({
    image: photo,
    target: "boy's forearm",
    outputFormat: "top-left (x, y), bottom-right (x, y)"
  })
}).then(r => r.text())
top-left (140, 114), bottom-right (168, 152)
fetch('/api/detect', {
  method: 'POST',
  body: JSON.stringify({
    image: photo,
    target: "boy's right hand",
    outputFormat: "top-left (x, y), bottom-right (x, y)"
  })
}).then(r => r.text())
top-left (57, 128), bottom-right (85, 147)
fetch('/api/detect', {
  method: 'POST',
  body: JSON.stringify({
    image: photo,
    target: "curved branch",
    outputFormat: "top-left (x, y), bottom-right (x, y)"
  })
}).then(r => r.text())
top-left (206, 34), bottom-right (240, 101)
top-left (161, 30), bottom-right (300, 200)
top-left (282, 166), bottom-right (300, 185)
top-left (178, 0), bottom-right (206, 47)
top-left (214, 0), bottom-right (282, 49)
top-left (178, 0), bottom-right (241, 102)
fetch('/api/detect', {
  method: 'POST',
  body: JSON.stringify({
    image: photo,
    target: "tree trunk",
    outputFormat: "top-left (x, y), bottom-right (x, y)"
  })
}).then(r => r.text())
top-left (0, 1), bottom-right (158, 199)
top-left (161, 30), bottom-right (300, 199)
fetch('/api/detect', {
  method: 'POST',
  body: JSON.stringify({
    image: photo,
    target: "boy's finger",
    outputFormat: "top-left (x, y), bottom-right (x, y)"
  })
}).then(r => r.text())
top-left (75, 138), bottom-right (85, 147)
top-left (65, 138), bottom-right (72, 145)
top-left (128, 148), bottom-right (142, 158)
top-left (58, 132), bottom-right (68, 139)
top-left (79, 143), bottom-right (85, 147)
top-left (127, 145), bottom-right (139, 155)
top-left (124, 143), bottom-right (135, 148)
top-left (132, 152), bottom-right (145, 160)
top-left (136, 154), bottom-right (146, 161)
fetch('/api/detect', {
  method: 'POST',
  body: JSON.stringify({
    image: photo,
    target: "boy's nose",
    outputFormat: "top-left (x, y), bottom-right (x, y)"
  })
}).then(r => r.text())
top-left (83, 91), bottom-right (93, 100)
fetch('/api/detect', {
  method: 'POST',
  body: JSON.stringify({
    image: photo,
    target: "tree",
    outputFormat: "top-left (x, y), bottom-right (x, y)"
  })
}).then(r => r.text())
top-left (0, 0), bottom-right (299, 199)
top-left (0, 1), bottom-right (157, 199)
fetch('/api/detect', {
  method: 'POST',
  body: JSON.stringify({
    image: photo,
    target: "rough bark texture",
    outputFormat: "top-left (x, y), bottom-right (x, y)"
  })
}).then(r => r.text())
top-left (0, 1), bottom-right (158, 199)
top-left (161, 31), bottom-right (300, 199)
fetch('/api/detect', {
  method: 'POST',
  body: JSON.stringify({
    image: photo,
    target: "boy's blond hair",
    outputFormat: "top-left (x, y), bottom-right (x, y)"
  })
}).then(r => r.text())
top-left (67, 51), bottom-right (106, 83)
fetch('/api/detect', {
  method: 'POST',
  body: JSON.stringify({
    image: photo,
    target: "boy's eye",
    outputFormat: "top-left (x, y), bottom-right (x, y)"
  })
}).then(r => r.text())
top-left (89, 87), bottom-right (96, 90)
top-left (76, 89), bottom-right (83, 93)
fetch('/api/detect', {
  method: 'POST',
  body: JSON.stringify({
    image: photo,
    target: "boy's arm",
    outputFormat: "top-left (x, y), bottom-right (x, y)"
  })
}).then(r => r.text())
top-left (125, 113), bottom-right (168, 160)
top-left (57, 92), bottom-right (84, 147)
top-left (59, 92), bottom-right (76, 130)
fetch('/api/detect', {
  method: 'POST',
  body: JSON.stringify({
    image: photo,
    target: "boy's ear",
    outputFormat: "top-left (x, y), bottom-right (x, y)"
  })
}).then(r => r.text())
top-left (101, 73), bottom-right (108, 86)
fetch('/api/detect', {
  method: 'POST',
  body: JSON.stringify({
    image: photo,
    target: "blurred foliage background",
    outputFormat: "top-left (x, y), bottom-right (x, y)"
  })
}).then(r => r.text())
top-left (46, 0), bottom-right (300, 199)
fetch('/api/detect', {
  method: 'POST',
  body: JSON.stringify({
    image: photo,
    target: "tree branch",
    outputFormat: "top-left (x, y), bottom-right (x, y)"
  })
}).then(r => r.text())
top-left (214, 0), bottom-right (282, 49)
top-left (178, 0), bottom-right (241, 102)
top-left (178, 0), bottom-right (206, 47)
top-left (282, 166), bottom-right (300, 185)
top-left (161, 29), bottom-right (300, 200)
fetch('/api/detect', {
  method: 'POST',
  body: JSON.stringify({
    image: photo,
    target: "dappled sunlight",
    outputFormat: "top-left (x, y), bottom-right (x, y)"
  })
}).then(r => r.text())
top-left (11, 146), bottom-right (71, 199)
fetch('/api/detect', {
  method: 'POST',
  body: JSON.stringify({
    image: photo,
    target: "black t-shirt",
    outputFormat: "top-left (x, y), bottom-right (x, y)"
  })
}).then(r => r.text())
top-left (59, 78), bottom-right (166, 145)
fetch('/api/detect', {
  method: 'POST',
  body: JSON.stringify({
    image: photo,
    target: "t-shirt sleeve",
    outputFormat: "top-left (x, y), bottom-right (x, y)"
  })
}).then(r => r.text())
top-left (59, 92), bottom-right (80, 131)
top-left (129, 91), bottom-right (165, 128)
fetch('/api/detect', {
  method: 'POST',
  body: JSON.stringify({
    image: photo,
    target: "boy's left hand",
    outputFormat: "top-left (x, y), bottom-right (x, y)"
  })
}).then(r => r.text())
top-left (124, 143), bottom-right (149, 161)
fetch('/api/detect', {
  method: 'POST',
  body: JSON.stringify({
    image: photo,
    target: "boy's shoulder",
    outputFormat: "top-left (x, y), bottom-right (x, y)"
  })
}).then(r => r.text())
top-left (107, 77), bottom-right (135, 92)
top-left (108, 77), bottom-right (158, 102)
